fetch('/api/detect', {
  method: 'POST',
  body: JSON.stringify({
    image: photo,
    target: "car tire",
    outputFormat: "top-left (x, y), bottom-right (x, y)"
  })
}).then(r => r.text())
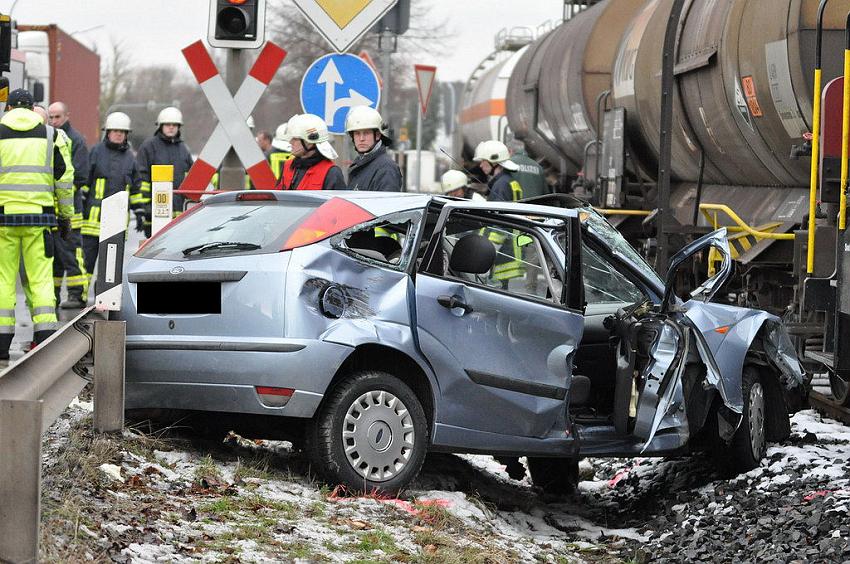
top-left (724, 366), bottom-right (767, 474)
top-left (306, 370), bottom-right (428, 495)
top-left (527, 457), bottom-right (579, 496)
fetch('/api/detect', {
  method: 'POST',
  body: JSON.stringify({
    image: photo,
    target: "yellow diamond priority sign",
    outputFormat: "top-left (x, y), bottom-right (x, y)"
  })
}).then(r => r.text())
top-left (294, 0), bottom-right (398, 53)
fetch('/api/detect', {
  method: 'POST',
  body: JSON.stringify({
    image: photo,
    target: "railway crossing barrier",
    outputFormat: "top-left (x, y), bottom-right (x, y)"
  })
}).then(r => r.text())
top-left (0, 191), bottom-right (129, 563)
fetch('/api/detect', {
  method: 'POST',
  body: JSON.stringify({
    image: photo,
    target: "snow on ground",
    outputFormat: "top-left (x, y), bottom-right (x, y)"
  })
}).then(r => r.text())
top-left (35, 401), bottom-right (850, 563)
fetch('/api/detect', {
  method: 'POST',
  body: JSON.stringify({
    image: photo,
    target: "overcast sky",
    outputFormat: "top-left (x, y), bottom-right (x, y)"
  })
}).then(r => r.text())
top-left (9, 0), bottom-right (563, 81)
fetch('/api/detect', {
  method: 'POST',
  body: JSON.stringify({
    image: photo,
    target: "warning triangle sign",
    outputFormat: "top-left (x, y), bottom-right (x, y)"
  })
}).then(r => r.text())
top-left (414, 64), bottom-right (437, 115)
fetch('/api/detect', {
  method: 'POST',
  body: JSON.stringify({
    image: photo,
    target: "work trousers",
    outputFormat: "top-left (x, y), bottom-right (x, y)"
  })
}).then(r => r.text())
top-left (0, 226), bottom-right (58, 357)
top-left (53, 228), bottom-right (88, 302)
top-left (82, 234), bottom-right (100, 291)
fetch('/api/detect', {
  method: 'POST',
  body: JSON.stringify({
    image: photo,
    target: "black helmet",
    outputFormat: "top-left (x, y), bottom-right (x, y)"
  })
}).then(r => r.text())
top-left (7, 89), bottom-right (34, 110)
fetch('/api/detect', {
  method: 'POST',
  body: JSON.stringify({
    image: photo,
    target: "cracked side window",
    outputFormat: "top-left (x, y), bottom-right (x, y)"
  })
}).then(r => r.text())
top-left (335, 213), bottom-right (417, 268)
top-left (582, 242), bottom-right (644, 304)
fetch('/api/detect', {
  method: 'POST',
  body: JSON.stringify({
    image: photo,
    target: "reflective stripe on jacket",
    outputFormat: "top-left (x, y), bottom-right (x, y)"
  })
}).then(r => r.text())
top-left (0, 108), bottom-right (74, 225)
top-left (83, 140), bottom-right (138, 236)
top-left (268, 150), bottom-right (292, 180)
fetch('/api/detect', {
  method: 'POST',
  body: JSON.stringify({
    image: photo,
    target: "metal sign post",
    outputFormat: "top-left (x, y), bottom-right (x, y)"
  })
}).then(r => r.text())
top-left (301, 53), bottom-right (381, 134)
top-left (293, 0), bottom-right (398, 53)
top-left (414, 64), bottom-right (437, 192)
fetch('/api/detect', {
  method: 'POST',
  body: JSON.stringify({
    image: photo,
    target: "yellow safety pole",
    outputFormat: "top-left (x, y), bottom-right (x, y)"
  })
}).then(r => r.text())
top-left (840, 12), bottom-right (850, 230)
top-left (808, 0), bottom-right (832, 274)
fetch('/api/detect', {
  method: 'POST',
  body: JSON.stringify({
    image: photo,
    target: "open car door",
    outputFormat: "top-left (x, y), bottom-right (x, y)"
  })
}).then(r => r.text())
top-left (413, 202), bottom-right (585, 443)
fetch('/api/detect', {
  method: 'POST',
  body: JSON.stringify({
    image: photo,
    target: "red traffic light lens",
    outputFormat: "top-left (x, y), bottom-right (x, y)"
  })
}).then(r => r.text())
top-left (228, 0), bottom-right (248, 4)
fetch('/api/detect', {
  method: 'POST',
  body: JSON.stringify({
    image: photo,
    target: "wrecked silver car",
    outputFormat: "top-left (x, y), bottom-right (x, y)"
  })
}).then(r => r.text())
top-left (119, 191), bottom-right (807, 493)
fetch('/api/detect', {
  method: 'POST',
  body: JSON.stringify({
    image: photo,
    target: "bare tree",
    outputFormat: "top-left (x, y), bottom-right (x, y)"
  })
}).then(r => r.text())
top-left (99, 39), bottom-right (133, 120)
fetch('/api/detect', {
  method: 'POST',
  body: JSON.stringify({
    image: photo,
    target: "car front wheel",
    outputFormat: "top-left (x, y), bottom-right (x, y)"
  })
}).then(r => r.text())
top-left (724, 366), bottom-right (767, 474)
top-left (307, 370), bottom-right (428, 495)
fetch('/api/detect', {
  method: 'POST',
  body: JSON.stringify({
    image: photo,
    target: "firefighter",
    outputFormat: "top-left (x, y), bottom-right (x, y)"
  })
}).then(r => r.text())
top-left (0, 90), bottom-right (75, 367)
top-left (441, 169), bottom-right (485, 201)
top-left (473, 140), bottom-right (523, 203)
top-left (344, 106), bottom-right (402, 191)
top-left (267, 122), bottom-right (292, 181)
top-left (47, 101), bottom-right (89, 308)
top-left (276, 114), bottom-right (346, 190)
top-left (81, 112), bottom-right (140, 287)
top-left (473, 140), bottom-right (524, 286)
top-left (135, 107), bottom-right (193, 236)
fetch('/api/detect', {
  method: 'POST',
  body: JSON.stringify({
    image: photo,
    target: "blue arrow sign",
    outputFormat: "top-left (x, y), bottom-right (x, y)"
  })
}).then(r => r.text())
top-left (300, 54), bottom-right (382, 135)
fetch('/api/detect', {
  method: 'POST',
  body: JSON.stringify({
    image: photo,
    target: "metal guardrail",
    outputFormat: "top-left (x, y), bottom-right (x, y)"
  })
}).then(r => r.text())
top-left (0, 306), bottom-right (125, 563)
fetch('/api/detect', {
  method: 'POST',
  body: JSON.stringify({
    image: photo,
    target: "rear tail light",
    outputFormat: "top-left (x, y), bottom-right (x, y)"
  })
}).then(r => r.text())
top-left (135, 203), bottom-right (204, 254)
top-left (237, 192), bottom-right (277, 201)
top-left (255, 386), bottom-right (294, 408)
top-left (282, 197), bottom-right (374, 251)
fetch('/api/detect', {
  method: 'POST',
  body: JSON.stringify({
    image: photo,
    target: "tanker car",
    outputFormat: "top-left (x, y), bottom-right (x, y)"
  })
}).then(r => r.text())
top-left (458, 0), bottom-right (850, 396)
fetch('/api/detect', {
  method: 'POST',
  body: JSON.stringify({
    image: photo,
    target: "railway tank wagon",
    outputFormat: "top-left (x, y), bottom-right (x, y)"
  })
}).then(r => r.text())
top-left (500, 0), bottom-right (848, 315)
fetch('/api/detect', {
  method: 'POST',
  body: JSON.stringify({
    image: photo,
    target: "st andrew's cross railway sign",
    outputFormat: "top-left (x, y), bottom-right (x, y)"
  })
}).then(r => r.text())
top-left (181, 40), bottom-right (286, 191)
top-left (301, 53), bottom-right (381, 134)
top-left (293, 0), bottom-right (397, 53)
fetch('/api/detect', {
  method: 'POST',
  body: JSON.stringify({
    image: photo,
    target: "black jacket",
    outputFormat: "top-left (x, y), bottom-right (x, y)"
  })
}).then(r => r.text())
top-left (60, 121), bottom-right (90, 214)
top-left (136, 130), bottom-right (193, 211)
top-left (84, 139), bottom-right (139, 215)
top-left (347, 143), bottom-right (402, 192)
top-left (487, 170), bottom-right (521, 202)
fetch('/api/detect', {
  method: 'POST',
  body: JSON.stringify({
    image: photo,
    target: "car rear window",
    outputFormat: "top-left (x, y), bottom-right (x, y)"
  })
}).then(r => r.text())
top-left (137, 201), bottom-right (319, 260)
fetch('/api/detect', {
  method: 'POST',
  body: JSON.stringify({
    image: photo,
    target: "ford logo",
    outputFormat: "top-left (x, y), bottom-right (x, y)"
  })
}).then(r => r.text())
top-left (170, 266), bottom-right (185, 275)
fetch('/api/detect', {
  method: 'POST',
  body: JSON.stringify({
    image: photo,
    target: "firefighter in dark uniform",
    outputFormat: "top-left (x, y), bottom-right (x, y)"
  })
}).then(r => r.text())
top-left (344, 106), bottom-right (402, 191)
top-left (268, 122), bottom-right (292, 181)
top-left (473, 140), bottom-right (524, 286)
top-left (135, 106), bottom-right (193, 236)
top-left (47, 101), bottom-right (89, 308)
top-left (81, 112), bottom-right (140, 289)
top-left (276, 114), bottom-right (346, 190)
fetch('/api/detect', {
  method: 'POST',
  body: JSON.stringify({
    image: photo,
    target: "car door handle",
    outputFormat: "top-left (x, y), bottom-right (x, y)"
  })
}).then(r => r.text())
top-left (437, 294), bottom-right (473, 314)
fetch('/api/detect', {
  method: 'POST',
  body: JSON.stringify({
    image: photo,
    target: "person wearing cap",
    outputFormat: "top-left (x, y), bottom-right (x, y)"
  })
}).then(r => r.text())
top-left (81, 112), bottom-right (140, 292)
top-left (267, 122), bottom-right (292, 181)
top-left (276, 114), bottom-right (346, 191)
top-left (473, 140), bottom-right (524, 203)
top-left (135, 106), bottom-right (193, 237)
top-left (441, 169), bottom-right (485, 201)
top-left (47, 101), bottom-right (90, 309)
top-left (0, 89), bottom-right (75, 367)
top-left (344, 106), bottom-right (402, 192)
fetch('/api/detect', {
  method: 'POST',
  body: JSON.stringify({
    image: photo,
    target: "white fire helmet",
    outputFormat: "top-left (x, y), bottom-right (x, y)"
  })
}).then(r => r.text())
top-left (156, 106), bottom-right (183, 126)
top-left (441, 169), bottom-right (468, 191)
top-left (272, 122), bottom-right (292, 152)
top-left (103, 112), bottom-right (131, 132)
top-left (345, 105), bottom-right (383, 133)
top-left (472, 140), bottom-right (518, 171)
top-left (287, 113), bottom-right (337, 160)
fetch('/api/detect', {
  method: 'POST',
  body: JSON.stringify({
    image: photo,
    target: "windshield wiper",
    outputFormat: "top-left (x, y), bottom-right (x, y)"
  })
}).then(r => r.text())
top-left (182, 241), bottom-right (261, 256)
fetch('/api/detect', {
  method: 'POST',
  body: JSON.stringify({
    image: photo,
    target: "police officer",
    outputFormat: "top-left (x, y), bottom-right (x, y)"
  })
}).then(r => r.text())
top-left (0, 90), bottom-right (75, 367)
top-left (267, 122), bottom-right (292, 181)
top-left (473, 140), bottom-right (523, 203)
top-left (135, 107), bottom-right (193, 236)
top-left (277, 114), bottom-right (346, 190)
top-left (344, 106), bottom-right (402, 191)
top-left (440, 169), bottom-right (485, 201)
top-left (82, 112), bottom-right (140, 288)
top-left (47, 101), bottom-right (89, 308)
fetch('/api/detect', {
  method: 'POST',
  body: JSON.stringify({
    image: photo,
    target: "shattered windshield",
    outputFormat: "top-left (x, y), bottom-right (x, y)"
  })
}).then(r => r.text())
top-left (580, 207), bottom-right (663, 288)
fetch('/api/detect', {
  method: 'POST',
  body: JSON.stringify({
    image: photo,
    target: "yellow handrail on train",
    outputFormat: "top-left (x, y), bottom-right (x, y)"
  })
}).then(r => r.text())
top-left (808, 0), bottom-right (832, 273)
top-left (699, 203), bottom-right (795, 240)
top-left (840, 13), bottom-right (850, 231)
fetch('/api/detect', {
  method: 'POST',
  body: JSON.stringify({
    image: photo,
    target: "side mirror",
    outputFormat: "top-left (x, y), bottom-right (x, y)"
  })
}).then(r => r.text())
top-left (32, 82), bottom-right (44, 103)
top-left (660, 228), bottom-right (731, 313)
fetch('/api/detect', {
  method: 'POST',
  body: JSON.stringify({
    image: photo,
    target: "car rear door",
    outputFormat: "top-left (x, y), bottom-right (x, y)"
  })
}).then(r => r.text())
top-left (413, 203), bottom-right (585, 439)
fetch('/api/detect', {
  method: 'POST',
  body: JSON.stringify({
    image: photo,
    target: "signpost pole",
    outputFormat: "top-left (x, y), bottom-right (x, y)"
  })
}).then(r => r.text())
top-left (221, 48), bottom-right (247, 190)
top-left (415, 101), bottom-right (422, 192)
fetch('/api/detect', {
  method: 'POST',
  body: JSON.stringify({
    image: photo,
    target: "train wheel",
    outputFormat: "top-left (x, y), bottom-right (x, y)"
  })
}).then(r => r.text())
top-left (828, 370), bottom-right (850, 406)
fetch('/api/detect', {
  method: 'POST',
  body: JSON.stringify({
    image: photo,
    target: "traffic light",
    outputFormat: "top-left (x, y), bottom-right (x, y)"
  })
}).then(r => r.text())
top-left (207, 0), bottom-right (266, 49)
top-left (374, 0), bottom-right (410, 35)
